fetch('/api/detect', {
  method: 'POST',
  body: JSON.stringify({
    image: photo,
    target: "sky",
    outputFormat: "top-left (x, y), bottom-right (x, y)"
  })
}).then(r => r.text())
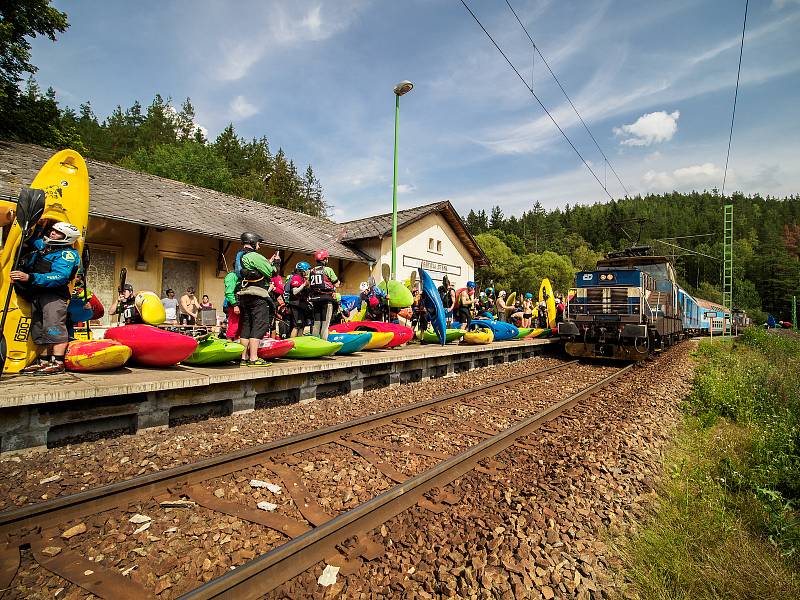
top-left (29, 0), bottom-right (800, 222)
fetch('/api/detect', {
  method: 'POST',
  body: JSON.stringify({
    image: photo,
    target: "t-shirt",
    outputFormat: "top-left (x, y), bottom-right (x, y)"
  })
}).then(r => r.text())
top-left (161, 297), bottom-right (178, 320)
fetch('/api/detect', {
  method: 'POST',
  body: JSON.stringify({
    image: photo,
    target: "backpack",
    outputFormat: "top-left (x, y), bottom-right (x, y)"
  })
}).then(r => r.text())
top-left (309, 265), bottom-right (335, 298)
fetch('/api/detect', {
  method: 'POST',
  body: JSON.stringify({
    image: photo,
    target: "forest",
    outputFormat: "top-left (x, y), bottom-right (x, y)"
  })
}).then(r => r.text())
top-left (466, 194), bottom-right (800, 322)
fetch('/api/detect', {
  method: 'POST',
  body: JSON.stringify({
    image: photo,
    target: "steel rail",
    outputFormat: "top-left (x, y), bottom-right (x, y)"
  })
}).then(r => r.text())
top-left (0, 360), bottom-right (577, 539)
top-left (183, 364), bottom-right (633, 599)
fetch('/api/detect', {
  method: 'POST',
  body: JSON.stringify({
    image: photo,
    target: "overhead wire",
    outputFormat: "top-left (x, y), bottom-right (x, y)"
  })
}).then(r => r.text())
top-left (721, 0), bottom-right (749, 195)
top-left (503, 0), bottom-right (631, 197)
top-left (458, 0), bottom-right (615, 201)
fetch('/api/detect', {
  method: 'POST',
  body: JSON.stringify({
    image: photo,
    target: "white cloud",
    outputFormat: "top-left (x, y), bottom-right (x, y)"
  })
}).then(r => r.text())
top-left (396, 183), bottom-right (416, 194)
top-left (229, 95), bottom-right (258, 119)
top-left (614, 110), bottom-right (680, 146)
top-left (212, 3), bottom-right (363, 81)
top-left (642, 162), bottom-right (722, 190)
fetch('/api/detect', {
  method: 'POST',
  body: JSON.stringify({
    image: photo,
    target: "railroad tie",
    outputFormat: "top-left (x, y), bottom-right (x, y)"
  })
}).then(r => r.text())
top-left (335, 439), bottom-right (408, 484)
top-left (265, 461), bottom-right (335, 527)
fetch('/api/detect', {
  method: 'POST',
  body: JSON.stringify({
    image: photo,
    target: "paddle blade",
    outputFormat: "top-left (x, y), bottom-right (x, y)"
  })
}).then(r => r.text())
top-left (409, 270), bottom-right (417, 290)
top-left (15, 188), bottom-right (46, 236)
top-left (119, 267), bottom-right (127, 293)
top-left (381, 263), bottom-right (391, 282)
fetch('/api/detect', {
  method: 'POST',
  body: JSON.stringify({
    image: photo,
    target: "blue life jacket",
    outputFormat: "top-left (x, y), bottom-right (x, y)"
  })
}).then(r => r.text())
top-left (19, 238), bottom-right (80, 300)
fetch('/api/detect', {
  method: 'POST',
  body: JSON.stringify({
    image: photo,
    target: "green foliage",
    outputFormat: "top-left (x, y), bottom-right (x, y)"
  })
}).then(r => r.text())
top-left (687, 330), bottom-right (800, 553)
top-left (467, 193), bottom-right (800, 319)
top-left (121, 141), bottom-right (234, 192)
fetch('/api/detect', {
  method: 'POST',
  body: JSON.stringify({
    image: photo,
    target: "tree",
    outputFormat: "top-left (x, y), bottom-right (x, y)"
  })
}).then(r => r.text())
top-left (489, 205), bottom-right (504, 230)
top-left (120, 141), bottom-right (234, 192)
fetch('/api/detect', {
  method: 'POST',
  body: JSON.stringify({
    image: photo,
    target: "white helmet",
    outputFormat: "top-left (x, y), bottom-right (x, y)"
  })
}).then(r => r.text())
top-left (499, 290), bottom-right (506, 297)
top-left (45, 222), bottom-right (81, 246)
top-left (359, 281), bottom-right (369, 292)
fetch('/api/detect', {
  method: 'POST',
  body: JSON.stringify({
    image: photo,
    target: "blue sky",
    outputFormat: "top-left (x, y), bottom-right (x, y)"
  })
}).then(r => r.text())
top-left (30, 0), bottom-right (800, 221)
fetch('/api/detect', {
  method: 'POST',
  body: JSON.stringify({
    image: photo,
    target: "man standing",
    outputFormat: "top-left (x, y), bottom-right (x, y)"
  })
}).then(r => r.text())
top-left (454, 281), bottom-right (476, 330)
top-left (161, 289), bottom-right (178, 324)
top-left (178, 287), bottom-right (200, 326)
top-left (10, 222), bottom-right (81, 375)
top-left (235, 232), bottom-right (274, 366)
top-left (308, 249), bottom-right (338, 340)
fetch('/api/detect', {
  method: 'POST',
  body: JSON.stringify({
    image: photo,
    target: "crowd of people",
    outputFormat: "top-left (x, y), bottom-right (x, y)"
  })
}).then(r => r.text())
top-left (11, 223), bottom-right (564, 375)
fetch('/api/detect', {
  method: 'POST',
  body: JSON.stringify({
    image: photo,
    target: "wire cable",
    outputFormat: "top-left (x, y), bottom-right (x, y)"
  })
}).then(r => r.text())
top-left (504, 0), bottom-right (631, 197)
top-left (722, 0), bottom-right (748, 195)
top-left (459, 0), bottom-right (614, 201)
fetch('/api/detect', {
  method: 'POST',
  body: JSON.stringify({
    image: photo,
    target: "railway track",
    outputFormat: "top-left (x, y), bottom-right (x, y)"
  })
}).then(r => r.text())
top-left (0, 359), bottom-right (633, 599)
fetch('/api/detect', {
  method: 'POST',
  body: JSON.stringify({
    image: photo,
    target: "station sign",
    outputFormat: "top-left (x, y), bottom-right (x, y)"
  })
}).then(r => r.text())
top-left (403, 255), bottom-right (462, 277)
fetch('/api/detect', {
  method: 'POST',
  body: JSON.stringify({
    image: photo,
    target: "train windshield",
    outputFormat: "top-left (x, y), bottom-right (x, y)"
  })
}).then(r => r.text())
top-left (637, 263), bottom-right (669, 283)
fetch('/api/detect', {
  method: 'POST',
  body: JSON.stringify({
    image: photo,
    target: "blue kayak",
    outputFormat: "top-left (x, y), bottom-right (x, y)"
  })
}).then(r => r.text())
top-left (328, 332), bottom-right (371, 355)
top-left (418, 268), bottom-right (447, 345)
top-left (469, 319), bottom-right (519, 341)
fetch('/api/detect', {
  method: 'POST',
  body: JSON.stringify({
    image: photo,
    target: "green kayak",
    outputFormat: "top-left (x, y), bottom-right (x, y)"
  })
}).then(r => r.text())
top-left (285, 336), bottom-right (343, 358)
top-left (183, 337), bottom-right (245, 365)
top-left (377, 279), bottom-right (414, 308)
top-left (515, 327), bottom-right (534, 339)
top-left (421, 328), bottom-right (464, 344)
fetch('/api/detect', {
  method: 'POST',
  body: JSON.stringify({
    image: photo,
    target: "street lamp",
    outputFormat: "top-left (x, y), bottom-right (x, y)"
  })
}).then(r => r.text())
top-left (391, 80), bottom-right (413, 280)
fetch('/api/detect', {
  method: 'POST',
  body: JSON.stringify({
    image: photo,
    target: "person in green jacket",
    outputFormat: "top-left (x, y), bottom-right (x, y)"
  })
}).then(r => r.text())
top-left (234, 232), bottom-right (275, 366)
top-left (223, 271), bottom-right (240, 340)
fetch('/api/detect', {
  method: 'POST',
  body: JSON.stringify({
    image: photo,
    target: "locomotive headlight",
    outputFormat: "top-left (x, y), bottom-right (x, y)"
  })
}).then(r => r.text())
top-left (600, 274), bottom-right (607, 281)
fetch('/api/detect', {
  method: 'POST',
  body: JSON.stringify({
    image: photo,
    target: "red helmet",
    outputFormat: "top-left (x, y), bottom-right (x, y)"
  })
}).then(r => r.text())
top-left (368, 296), bottom-right (379, 308)
top-left (314, 249), bottom-right (329, 262)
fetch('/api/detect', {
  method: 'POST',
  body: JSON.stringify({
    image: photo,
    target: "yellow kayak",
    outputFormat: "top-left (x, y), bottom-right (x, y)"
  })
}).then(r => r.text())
top-left (462, 327), bottom-right (494, 345)
top-left (1, 150), bottom-right (90, 373)
top-left (135, 291), bottom-right (166, 325)
top-left (363, 331), bottom-right (393, 349)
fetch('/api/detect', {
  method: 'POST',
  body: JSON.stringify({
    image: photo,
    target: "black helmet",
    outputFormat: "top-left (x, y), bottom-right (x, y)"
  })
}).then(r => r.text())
top-left (241, 232), bottom-right (263, 245)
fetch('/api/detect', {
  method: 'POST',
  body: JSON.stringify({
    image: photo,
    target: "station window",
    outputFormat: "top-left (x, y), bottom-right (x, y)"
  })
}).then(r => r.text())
top-left (436, 240), bottom-right (442, 252)
top-left (428, 237), bottom-right (434, 250)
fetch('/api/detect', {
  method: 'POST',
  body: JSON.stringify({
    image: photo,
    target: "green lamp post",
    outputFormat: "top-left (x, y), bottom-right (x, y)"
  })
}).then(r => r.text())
top-left (391, 80), bottom-right (413, 280)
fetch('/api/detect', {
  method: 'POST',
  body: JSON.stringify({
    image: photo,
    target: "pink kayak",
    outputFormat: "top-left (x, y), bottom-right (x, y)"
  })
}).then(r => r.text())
top-left (329, 321), bottom-right (413, 347)
top-left (257, 338), bottom-right (295, 360)
top-left (105, 325), bottom-right (198, 367)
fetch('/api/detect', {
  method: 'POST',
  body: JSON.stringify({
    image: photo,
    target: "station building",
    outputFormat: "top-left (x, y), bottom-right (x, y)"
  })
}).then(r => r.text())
top-left (0, 142), bottom-right (488, 327)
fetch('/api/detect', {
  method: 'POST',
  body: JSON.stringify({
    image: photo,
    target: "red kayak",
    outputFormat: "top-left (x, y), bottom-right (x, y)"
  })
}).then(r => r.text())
top-left (330, 321), bottom-right (413, 347)
top-left (257, 338), bottom-right (295, 360)
top-left (105, 325), bottom-right (198, 367)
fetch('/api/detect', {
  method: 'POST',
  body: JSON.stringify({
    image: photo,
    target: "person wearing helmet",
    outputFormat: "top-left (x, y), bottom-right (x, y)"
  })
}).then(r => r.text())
top-left (307, 249), bottom-right (338, 339)
top-left (495, 290), bottom-right (508, 322)
top-left (522, 292), bottom-right (534, 328)
top-left (283, 261), bottom-right (312, 337)
top-left (234, 232), bottom-right (275, 366)
top-left (437, 275), bottom-right (457, 326)
top-left (10, 221), bottom-right (82, 375)
top-left (453, 281), bottom-right (476, 330)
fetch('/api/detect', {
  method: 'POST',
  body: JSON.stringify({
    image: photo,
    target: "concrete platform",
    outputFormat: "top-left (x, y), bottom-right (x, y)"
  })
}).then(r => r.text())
top-left (0, 337), bottom-right (558, 453)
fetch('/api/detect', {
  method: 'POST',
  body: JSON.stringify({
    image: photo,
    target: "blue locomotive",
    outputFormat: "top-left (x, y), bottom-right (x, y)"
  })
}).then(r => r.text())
top-left (558, 246), bottom-right (705, 360)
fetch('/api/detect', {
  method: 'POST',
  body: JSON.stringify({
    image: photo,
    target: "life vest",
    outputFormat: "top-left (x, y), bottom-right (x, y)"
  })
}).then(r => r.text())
top-left (234, 249), bottom-right (268, 289)
top-left (284, 273), bottom-right (308, 303)
top-left (308, 265), bottom-right (335, 299)
top-left (439, 286), bottom-right (455, 309)
top-left (17, 245), bottom-right (79, 300)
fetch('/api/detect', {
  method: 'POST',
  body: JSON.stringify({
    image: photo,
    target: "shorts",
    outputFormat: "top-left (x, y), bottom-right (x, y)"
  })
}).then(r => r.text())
top-left (289, 303), bottom-right (310, 330)
top-left (455, 307), bottom-right (471, 325)
top-left (179, 313), bottom-right (196, 326)
top-left (31, 292), bottom-right (69, 345)
top-left (238, 295), bottom-right (271, 340)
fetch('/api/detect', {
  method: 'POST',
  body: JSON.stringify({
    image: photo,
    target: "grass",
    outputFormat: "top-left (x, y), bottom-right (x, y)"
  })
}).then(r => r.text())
top-left (617, 329), bottom-right (800, 600)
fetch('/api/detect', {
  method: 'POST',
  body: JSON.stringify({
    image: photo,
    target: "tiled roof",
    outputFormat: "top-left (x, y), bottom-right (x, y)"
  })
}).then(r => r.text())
top-left (0, 141), bottom-right (372, 263)
top-left (697, 298), bottom-right (729, 312)
top-left (340, 200), bottom-right (490, 266)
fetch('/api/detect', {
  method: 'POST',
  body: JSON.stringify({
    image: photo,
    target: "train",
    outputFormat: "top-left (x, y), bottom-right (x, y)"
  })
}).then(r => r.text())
top-left (557, 246), bottom-right (739, 360)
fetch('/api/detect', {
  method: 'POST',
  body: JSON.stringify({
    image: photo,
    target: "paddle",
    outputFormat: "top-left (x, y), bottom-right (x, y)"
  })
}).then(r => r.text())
top-left (0, 188), bottom-right (47, 376)
top-left (117, 267), bottom-right (127, 324)
top-left (81, 246), bottom-right (91, 338)
top-left (381, 264), bottom-right (391, 322)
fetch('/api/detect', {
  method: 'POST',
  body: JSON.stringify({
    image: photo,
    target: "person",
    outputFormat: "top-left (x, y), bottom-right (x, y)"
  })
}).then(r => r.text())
top-left (268, 252), bottom-right (285, 336)
top-left (308, 249), bottom-right (338, 340)
top-left (67, 271), bottom-right (105, 338)
top-left (222, 270), bottom-right (241, 341)
top-left (284, 261), bottom-right (311, 338)
top-left (11, 222), bottom-right (82, 375)
top-left (495, 291), bottom-right (508, 322)
top-left (235, 232), bottom-right (275, 366)
top-left (538, 299), bottom-right (548, 328)
top-left (200, 294), bottom-right (213, 309)
top-left (110, 283), bottom-right (142, 324)
top-left (522, 293), bottom-right (534, 328)
top-left (438, 275), bottom-right (456, 326)
top-left (161, 289), bottom-right (178, 324)
top-left (556, 296), bottom-right (565, 324)
top-left (178, 287), bottom-right (200, 326)
top-left (454, 281), bottom-right (476, 330)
